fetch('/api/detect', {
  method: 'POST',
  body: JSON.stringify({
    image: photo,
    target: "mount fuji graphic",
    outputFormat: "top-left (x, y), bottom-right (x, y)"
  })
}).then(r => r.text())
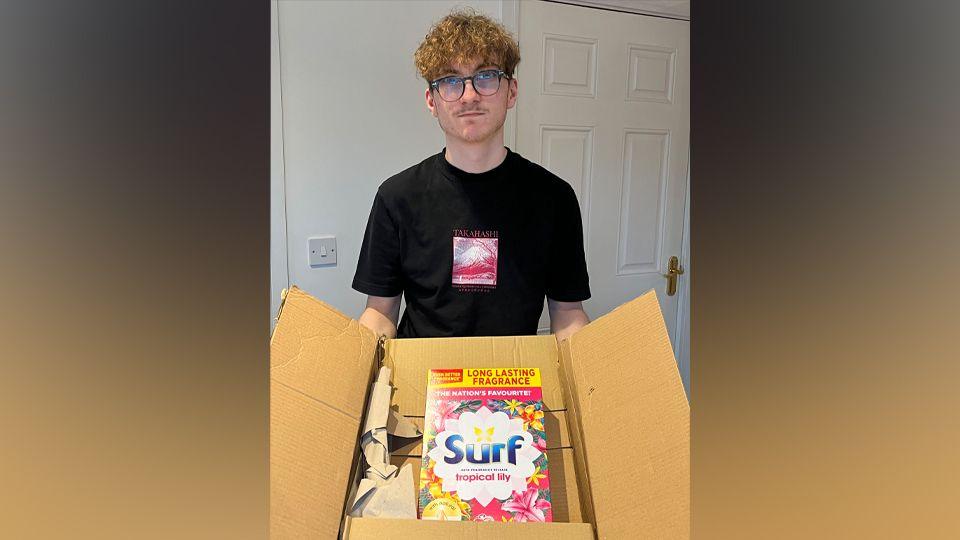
top-left (452, 239), bottom-right (498, 285)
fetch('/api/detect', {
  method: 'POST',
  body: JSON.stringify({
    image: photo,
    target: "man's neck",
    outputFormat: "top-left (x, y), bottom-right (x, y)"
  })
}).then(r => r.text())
top-left (443, 136), bottom-right (508, 174)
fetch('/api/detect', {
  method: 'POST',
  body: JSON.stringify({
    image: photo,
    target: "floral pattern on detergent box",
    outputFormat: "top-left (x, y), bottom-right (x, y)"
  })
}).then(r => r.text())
top-left (418, 368), bottom-right (552, 523)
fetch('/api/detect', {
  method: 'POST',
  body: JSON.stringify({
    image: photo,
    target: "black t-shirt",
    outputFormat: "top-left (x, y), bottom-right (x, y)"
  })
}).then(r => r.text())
top-left (352, 147), bottom-right (590, 338)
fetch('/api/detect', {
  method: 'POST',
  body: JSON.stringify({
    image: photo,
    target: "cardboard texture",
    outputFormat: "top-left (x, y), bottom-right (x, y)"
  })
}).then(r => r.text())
top-left (271, 380), bottom-right (362, 538)
top-left (342, 517), bottom-right (594, 539)
top-left (542, 448), bottom-right (583, 523)
top-left (561, 290), bottom-right (690, 539)
top-left (270, 288), bottom-right (379, 539)
top-left (270, 286), bottom-right (689, 539)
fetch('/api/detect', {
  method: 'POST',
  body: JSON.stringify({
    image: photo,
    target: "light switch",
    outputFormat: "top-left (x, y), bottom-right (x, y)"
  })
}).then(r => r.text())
top-left (308, 236), bottom-right (337, 266)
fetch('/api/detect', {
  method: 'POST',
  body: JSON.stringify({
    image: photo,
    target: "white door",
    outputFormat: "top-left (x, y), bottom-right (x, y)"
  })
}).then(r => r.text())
top-left (516, 1), bottom-right (689, 343)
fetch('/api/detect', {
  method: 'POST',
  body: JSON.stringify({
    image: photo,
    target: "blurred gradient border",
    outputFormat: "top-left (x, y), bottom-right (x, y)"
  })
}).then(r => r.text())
top-left (1, 1), bottom-right (958, 538)
top-left (0, 1), bottom-right (270, 538)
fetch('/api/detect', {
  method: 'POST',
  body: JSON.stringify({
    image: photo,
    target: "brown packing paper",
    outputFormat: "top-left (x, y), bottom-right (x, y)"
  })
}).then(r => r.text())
top-left (360, 367), bottom-right (394, 479)
top-left (387, 408), bottom-right (420, 439)
top-left (351, 464), bottom-right (416, 519)
top-left (351, 366), bottom-right (421, 518)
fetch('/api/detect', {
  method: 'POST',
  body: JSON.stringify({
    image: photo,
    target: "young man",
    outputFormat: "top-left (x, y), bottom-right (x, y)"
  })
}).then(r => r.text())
top-left (353, 9), bottom-right (590, 341)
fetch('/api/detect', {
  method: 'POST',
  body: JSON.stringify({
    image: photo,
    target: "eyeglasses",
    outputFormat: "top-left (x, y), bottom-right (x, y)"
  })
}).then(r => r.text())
top-left (429, 69), bottom-right (509, 102)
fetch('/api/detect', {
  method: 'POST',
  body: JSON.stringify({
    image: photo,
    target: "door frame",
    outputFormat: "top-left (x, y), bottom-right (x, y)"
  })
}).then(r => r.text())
top-left (674, 152), bottom-right (690, 396)
top-left (270, 0), bottom-right (289, 330)
top-left (544, 0), bottom-right (689, 20)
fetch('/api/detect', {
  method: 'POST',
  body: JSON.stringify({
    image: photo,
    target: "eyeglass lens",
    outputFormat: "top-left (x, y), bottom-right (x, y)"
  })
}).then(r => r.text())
top-left (436, 70), bottom-right (502, 101)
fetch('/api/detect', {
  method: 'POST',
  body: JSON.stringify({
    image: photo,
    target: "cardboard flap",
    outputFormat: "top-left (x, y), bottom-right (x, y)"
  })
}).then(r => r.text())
top-left (270, 286), bottom-right (379, 538)
top-left (344, 516), bottom-right (594, 539)
top-left (271, 286), bottom-right (378, 418)
top-left (563, 290), bottom-right (689, 539)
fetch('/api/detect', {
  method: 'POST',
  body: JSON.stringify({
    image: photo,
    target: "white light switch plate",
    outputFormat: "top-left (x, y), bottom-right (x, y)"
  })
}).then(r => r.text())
top-left (308, 235), bottom-right (337, 266)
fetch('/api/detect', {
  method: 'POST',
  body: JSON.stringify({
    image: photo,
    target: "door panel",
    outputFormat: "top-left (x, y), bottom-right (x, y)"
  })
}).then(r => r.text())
top-left (517, 0), bottom-right (689, 344)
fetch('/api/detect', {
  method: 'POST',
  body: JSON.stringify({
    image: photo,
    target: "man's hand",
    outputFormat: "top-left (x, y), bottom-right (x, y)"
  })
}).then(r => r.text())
top-left (358, 295), bottom-right (401, 339)
top-left (548, 298), bottom-right (590, 343)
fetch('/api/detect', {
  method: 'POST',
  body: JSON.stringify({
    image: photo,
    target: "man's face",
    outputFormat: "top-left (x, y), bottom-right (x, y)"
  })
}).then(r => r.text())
top-left (425, 60), bottom-right (518, 145)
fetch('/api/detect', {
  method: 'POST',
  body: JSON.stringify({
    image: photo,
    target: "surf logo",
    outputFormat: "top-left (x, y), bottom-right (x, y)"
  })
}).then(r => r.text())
top-left (442, 432), bottom-right (524, 465)
top-left (428, 406), bottom-right (542, 506)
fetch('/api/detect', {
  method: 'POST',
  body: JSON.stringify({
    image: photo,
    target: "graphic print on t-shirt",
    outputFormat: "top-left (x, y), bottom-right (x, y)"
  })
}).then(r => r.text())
top-left (452, 229), bottom-right (498, 291)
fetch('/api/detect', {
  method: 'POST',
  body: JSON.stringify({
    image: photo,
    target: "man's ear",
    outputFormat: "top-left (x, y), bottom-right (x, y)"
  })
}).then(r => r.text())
top-left (425, 87), bottom-right (438, 117)
top-left (506, 77), bottom-right (518, 109)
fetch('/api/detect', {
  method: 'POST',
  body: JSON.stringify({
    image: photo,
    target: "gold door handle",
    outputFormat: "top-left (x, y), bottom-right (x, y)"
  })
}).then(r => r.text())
top-left (663, 256), bottom-right (684, 296)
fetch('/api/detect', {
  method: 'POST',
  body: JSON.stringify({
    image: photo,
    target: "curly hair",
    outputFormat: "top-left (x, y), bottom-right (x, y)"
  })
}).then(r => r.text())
top-left (414, 8), bottom-right (521, 83)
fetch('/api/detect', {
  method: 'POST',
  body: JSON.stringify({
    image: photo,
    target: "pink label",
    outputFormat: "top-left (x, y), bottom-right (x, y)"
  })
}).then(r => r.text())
top-left (419, 369), bottom-right (552, 523)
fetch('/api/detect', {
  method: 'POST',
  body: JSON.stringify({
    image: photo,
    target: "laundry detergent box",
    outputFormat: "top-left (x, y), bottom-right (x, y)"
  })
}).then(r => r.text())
top-left (418, 367), bottom-right (552, 523)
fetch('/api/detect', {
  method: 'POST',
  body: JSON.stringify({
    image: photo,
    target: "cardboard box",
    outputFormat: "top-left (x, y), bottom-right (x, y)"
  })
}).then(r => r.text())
top-left (271, 286), bottom-right (689, 539)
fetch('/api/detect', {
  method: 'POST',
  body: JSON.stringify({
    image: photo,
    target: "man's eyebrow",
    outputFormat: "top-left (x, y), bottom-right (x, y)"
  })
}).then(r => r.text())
top-left (436, 65), bottom-right (499, 78)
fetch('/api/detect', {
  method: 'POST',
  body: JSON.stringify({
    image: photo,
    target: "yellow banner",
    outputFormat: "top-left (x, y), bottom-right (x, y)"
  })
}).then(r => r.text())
top-left (427, 367), bottom-right (542, 389)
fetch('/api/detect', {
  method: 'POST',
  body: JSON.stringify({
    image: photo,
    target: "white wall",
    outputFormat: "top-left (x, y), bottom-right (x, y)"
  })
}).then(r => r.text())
top-left (271, 0), bottom-right (512, 320)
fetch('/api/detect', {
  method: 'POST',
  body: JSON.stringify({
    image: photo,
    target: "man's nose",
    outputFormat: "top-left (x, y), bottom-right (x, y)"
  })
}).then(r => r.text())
top-left (460, 79), bottom-right (481, 101)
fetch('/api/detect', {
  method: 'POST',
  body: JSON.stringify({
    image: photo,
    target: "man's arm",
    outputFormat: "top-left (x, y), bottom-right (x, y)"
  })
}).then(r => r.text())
top-left (548, 298), bottom-right (590, 343)
top-left (358, 294), bottom-right (402, 339)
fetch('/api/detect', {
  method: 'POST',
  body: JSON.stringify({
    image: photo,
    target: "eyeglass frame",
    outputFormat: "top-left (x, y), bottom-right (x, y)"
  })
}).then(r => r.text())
top-left (428, 69), bottom-right (511, 102)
